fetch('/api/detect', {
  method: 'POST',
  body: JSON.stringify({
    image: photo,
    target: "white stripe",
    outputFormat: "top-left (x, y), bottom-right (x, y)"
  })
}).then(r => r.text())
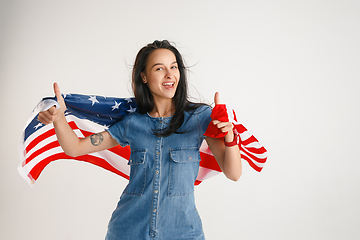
top-left (239, 131), bottom-right (252, 141)
top-left (25, 134), bottom-right (58, 157)
top-left (22, 146), bottom-right (65, 175)
top-left (18, 146), bottom-right (62, 185)
top-left (22, 123), bottom-right (54, 147)
top-left (24, 129), bottom-right (83, 159)
top-left (240, 150), bottom-right (264, 168)
top-left (20, 146), bottom-right (130, 184)
top-left (23, 145), bottom-right (130, 177)
top-left (243, 141), bottom-right (264, 149)
top-left (225, 105), bottom-right (237, 124)
top-left (196, 167), bottom-right (220, 182)
top-left (91, 150), bottom-right (130, 176)
top-left (65, 115), bottom-right (107, 132)
top-left (199, 141), bottom-right (213, 156)
top-left (241, 146), bottom-right (267, 161)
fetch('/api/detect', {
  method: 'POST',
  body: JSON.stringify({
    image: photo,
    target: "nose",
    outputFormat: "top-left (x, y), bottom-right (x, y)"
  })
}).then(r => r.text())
top-left (165, 69), bottom-right (174, 79)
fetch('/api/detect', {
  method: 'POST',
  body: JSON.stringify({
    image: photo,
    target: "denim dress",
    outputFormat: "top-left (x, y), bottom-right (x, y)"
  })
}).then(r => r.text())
top-left (105, 105), bottom-right (212, 240)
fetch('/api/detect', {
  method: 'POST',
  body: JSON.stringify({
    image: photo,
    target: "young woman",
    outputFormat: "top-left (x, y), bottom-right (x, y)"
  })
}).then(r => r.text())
top-left (38, 40), bottom-right (242, 240)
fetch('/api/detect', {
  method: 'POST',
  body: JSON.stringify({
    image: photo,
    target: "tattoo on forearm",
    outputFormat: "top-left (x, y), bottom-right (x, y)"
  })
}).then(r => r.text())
top-left (90, 133), bottom-right (104, 146)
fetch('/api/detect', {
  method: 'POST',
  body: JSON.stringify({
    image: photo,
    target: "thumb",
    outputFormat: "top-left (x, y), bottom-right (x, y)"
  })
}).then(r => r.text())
top-left (53, 82), bottom-right (63, 100)
top-left (214, 92), bottom-right (220, 105)
top-left (53, 82), bottom-right (65, 108)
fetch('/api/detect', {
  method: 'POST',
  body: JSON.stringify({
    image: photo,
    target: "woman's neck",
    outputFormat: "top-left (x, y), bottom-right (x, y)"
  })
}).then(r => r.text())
top-left (149, 98), bottom-right (175, 118)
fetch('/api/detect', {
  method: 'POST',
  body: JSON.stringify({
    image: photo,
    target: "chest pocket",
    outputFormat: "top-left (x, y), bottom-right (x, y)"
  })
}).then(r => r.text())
top-left (168, 147), bottom-right (201, 197)
top-left (124, 149), bottom-right (147, 196)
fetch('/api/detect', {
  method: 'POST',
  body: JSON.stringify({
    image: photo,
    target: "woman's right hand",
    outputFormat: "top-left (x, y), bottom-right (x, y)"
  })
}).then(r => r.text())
top-left (38, 82), bottom-right (66, 125)
top-left (37, 82), bottom-right (118, 157)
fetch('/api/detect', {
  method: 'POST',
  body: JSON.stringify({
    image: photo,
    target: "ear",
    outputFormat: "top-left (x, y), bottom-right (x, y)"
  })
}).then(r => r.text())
top-left (141, 72), bottom-right (147, 84)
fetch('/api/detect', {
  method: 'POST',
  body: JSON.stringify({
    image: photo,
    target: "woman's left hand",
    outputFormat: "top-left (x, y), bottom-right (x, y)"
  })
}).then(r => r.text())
top-left (212, 92), bottom-right (234, 142)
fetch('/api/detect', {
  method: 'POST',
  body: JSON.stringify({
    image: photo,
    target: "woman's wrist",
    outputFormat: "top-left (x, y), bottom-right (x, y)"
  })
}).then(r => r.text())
top-left (224, 131), bottom-right (234, 143)
top-left (224, 132), bottom-right (239, 147)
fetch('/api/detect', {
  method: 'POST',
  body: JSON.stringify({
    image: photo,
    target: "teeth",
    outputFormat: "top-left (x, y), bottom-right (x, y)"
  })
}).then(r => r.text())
top-left (163, 82), bottom-right (174, 86)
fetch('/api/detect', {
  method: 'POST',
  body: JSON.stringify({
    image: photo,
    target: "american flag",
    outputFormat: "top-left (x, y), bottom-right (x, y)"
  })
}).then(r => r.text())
top-left (18, 93), bottom-right (266, 186)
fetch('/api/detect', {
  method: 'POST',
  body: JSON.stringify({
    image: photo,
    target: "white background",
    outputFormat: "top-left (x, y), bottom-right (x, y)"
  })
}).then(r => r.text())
top-left (1, 0), bottom-right (359, 239)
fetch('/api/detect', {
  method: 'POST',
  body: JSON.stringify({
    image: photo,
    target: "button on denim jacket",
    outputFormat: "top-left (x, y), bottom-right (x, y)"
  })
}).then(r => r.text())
top-left (105, 105), bottom-right (212, 240)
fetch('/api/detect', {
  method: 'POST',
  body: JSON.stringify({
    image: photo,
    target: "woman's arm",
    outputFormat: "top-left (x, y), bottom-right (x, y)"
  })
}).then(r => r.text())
top-left (38, 83), bottom-right (118, 157)
top-left (205, 92), bottom-right (242, 181)
top-left (206, 130), bottom-right (242, 181)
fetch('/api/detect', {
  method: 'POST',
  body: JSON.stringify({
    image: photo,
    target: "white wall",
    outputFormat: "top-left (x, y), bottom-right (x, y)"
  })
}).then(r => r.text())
top-left (1, 0), bottom-right (360, 239)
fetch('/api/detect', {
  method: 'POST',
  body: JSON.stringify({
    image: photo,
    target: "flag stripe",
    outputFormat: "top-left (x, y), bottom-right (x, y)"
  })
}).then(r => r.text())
top-left (241, 155), bottom-right (263, 172)
top-left (199, 152), bottom-right (222, 172)
top-left (240, 150), bottom-right (265, 168)
top-left (107, 145), bottom-right (131, 162)
top-left (242, 135), bottom-right (261, 146)
top-left (25, 121), bottom-right (79, 155)
top-left (25, 140), bottom-right (60, 164)
top-left (240, 146), bottom-right (267, 163)
top-left (195, 168), bottom-right (219, 185)
top-left (25, 128), bottom-right (55, 154)
top-left (23, 134), bottom-right (58, 164)
top-left (24, 123), bottom-right (84, 165)
top-left (243, 146), bottom-right (267, 155)
top-left (28, 152), bottom-right (130, 182)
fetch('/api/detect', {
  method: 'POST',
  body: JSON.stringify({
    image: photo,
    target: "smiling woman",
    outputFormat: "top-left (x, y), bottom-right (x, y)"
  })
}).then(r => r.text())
top-left (37, 40), bottom-right (242, 240)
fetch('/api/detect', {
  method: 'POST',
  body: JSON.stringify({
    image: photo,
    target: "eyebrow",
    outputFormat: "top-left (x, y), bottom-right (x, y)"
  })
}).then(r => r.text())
top-left (151, 61), bottom-right (177, 69)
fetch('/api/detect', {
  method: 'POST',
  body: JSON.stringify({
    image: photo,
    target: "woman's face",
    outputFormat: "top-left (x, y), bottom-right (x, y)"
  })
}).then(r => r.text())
top-left (142, 49), bottom-right (180, 102)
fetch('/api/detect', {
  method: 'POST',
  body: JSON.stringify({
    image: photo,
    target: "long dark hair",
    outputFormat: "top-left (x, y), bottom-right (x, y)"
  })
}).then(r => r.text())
top-left (132, 40), bottom-right (207, 137)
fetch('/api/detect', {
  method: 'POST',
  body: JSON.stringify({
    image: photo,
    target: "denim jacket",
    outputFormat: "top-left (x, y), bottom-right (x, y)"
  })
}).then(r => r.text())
top-left (105, 105), bottom-right (212, 240)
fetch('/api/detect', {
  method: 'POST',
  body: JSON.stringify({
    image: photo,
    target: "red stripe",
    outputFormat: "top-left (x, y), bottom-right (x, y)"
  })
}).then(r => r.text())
top-left (232, 109), bottom-right (237, 122)
top-left (199, 152), bottom-right (222, 172)
top-left (68, 121), bottom-right (79, 130)
top-left (28, 152), bottom-right (130, 182)
top-left (194, 180), bottom-right (202, 185)
top-left (235, 124), bottom-right (247, 134)
top-left (26, 140), bottom-right (60, 164)
top-left (25, 121), bottom-right (99, 165)
top-left (25, 128), bottom-right (55, 154)
top-left (241, 154), bottom-right (263, 172)
top-left (108, 145), bottom-right (131, 161)
top-left (243, 146), bottom-right (267, 155)
top-left (25, 121), bottom-right (80, 155)
top-left (241, 135), bottom-right (260, 146)
top-left (73, 154), bottom-right (129, 179)
top-left (240, 145), bottom-right (267, 164)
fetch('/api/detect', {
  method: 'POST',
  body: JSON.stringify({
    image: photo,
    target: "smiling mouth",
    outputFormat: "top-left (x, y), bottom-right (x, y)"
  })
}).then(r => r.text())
top-left (162, 82), bottom-right (175, 87)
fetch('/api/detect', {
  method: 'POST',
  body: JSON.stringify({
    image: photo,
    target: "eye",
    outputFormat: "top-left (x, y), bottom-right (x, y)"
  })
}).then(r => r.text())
top-left (156, 67), bottom-right (163, 71)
